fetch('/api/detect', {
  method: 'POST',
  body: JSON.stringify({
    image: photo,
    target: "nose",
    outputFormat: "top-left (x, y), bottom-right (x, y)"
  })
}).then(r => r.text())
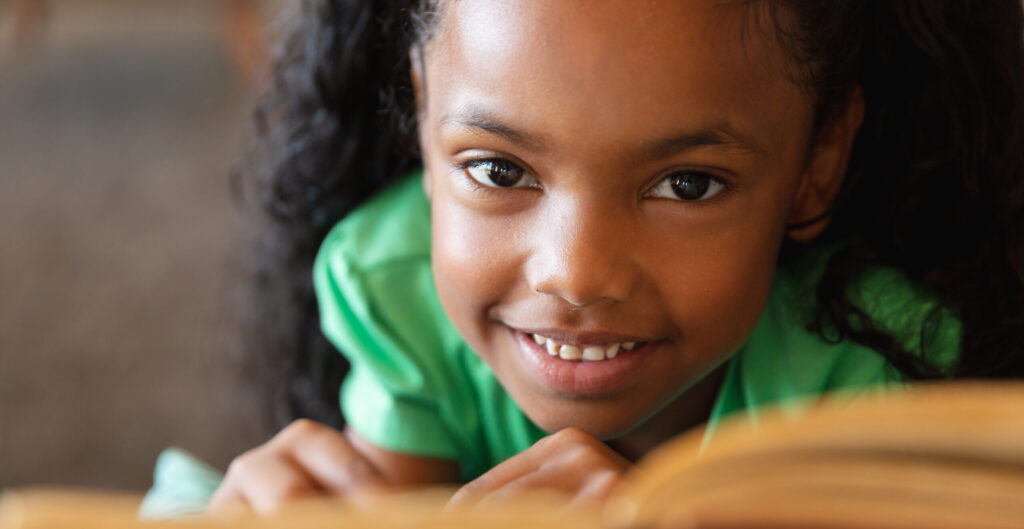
top-left (525, 195), bottom-right (638, 306)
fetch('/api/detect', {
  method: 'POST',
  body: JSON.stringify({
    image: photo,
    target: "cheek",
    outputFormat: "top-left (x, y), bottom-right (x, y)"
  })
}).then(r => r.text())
top-left (697, 244), bottom-right (777, 338)
top-left (651, 210), bottom-right (785, 363)
top-left (429, 187), bottom-right (521, 351)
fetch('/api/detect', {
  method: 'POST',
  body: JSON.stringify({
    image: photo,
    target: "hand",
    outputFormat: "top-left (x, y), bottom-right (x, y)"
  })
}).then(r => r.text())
top-left (207, 419), bottom-right (385, 517)
top-left (448, 427), bottom-right (631, 507)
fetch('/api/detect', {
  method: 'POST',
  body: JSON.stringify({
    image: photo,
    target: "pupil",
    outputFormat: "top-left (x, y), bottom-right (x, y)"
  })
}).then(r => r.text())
top-left (670, 172), bottom-right (709, 200)
top-left (487, 161), bottom-right (521, 187)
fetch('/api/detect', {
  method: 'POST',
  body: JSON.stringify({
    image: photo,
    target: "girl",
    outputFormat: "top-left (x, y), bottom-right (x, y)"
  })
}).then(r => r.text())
top-left (145, 0), bottom-right (1024, 517)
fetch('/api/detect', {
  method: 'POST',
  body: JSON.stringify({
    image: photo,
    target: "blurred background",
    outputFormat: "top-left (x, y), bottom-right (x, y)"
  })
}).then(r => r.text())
top-left (0, 0), bottom-right (286, 490)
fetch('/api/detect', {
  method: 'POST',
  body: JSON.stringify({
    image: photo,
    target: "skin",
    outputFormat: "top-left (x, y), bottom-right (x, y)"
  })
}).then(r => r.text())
top-left (208, 0), bottom-right (863, 515)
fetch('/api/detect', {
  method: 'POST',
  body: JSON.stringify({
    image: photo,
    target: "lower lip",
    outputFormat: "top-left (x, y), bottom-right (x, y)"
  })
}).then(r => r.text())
top-left (510, 328), bottom-right (656, 397)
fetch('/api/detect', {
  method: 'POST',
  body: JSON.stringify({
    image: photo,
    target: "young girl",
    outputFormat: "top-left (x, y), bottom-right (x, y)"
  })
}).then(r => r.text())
top-left (142, 0), bottom-right (1024, 518)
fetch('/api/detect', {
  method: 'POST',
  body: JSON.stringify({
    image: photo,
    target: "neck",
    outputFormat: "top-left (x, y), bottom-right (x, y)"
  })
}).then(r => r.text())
top-left (608, 361), bottom-right (728, 463)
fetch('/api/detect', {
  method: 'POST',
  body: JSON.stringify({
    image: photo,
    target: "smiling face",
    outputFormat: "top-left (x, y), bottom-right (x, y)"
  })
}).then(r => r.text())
top-left (415, 0), bottom-right (850, 438)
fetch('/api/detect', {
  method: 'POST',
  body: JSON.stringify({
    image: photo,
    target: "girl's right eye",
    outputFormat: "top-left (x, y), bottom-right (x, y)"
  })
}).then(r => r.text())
top-left (461, 159), bottom-right (536, 188)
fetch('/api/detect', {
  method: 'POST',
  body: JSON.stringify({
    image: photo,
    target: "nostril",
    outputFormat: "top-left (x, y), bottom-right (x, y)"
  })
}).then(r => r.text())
top-left (531, 284), bottom-right (627, 307)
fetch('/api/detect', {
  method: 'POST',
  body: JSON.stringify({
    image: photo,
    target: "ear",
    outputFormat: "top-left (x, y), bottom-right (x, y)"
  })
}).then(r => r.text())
top-left (410, 45), bottom-right (432, 200)
top-left (786, 84), bottom-right (864, 242)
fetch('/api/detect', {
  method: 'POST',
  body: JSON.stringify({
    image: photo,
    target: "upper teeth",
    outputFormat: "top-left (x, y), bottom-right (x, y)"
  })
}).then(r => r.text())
top-left (531, 334), bottom-right (638, 362)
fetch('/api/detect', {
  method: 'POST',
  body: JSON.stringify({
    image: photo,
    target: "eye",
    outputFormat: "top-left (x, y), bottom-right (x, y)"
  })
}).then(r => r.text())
top-left (648, 170), bottom-right (726, 201)
top-left (462, 159), bottom-right (536, 188)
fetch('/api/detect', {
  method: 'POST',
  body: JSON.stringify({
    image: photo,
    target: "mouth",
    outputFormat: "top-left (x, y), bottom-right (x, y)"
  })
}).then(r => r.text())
top-left (507, 326), bottom-right (660, 397)
top-left (528, 332), bottom-right (644, 361)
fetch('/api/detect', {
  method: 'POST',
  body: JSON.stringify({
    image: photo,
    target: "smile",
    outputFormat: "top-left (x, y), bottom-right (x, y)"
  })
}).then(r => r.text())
top-left (509, 327), bottom-right (658, 396)
top-left (530, 333), bottom-right (641, 362)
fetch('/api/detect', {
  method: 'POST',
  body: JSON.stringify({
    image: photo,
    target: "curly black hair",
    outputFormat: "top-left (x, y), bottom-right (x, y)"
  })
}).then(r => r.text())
top-left (237, 0), bottom-right (1024, 431)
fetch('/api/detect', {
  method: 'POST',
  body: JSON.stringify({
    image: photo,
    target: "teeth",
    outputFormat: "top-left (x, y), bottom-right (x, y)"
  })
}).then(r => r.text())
top-left (530, 334), bottom-right (639, 362)
top-left (582, 346), bottom-right (605, 361)
top-left (559, 344), bottom-right (582, 360)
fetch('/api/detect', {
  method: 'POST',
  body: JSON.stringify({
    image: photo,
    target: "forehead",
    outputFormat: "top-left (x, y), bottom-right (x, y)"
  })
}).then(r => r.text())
top-left (425, 0), bottom-right (810, 157)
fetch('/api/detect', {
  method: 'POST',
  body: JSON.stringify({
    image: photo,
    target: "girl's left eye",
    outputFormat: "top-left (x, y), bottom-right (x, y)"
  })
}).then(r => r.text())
top-left (648, 170), bottom-right (726, 201)
top-left (461, 159), bottom-right (536, 188)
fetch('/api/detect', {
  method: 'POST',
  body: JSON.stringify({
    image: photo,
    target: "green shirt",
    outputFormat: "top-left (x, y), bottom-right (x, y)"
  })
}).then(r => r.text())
top-left (140, 172), bottom-right (960, 518)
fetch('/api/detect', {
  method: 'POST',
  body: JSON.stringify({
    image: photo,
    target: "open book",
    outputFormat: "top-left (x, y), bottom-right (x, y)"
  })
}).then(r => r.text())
top-left (3, 382), bottom-right (1024, 529)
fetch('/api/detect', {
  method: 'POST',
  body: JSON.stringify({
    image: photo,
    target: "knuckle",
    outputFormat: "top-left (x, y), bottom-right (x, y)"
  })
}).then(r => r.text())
top-left (281, 418), bottom-right (321, 440)
top-left (565, 445), bottom-right (602, 467)
top-left (226, 449), bottom-right (261, 480)
top-left (553, 427), bottom-right (592, 445)
top-left (535, 427), bottom-right (592, 453)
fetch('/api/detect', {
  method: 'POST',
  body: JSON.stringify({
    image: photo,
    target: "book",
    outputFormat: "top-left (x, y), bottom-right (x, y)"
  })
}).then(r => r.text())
top-left (3, 382), bottom-right (1024, 529)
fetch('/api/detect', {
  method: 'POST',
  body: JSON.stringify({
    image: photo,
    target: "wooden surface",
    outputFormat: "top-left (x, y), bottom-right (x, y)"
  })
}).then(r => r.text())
top-left (3, 382), bottom-right (1024, 529)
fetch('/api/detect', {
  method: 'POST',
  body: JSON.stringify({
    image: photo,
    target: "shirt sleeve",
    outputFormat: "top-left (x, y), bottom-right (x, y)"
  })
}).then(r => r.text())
top-left (313, 202), bottom-right (463, 460)
top-left (137, 448), bottom-right (223, 519)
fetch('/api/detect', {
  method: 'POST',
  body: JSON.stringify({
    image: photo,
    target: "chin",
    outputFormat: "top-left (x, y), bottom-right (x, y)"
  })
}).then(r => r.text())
top-left (521, 400), bottom-right (646, 440)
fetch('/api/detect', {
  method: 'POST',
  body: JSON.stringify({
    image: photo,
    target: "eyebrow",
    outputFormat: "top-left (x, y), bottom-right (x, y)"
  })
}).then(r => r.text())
top-left (440, 107), bottom-right (767, 159)
top-left (441, 108), bottom-right (549, 152)
top-left (642, 124), bottom-right (767, 159)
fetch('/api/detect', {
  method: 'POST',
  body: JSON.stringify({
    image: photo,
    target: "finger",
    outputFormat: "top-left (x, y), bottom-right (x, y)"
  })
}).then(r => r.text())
top-left (450, 427), bottom-right (614, 506)
top-left (276, 419), bottom-right (386, 495)
top-left (448, 450), bottom-right (544, 506)
top-left (206, 486), bottom-right (250, 518)
top-left (227, 450), bottom-right (321, 517)
top-left (475, 458), bottom-right (621, 507)
top-left (474, 468), bottom-right (573, 507)
top-left (569, 469), bottom-right (621, 504)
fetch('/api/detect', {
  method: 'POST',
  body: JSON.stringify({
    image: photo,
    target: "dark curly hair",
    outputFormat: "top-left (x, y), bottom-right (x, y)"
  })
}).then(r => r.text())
top-left (237, 0), bottom-right (1024, 431)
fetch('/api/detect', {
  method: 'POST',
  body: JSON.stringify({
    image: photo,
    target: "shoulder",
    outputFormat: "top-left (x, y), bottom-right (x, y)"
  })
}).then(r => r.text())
top-left (316, 172), bottom-right (430, 274)
top-left (314, 172), bottom-right (446, 362)
top-left (773, 242), bottom-right (961, 376)
top-left (312, 172), bottom-right (477, 460)
top-left (717, 241), bottom-right (962, 416)
top-left (313, 170), bottom-right (454, 370)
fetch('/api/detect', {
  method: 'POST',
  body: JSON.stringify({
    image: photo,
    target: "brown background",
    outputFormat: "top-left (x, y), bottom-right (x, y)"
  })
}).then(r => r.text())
top-left (0, 0), bottom-right (284, 490)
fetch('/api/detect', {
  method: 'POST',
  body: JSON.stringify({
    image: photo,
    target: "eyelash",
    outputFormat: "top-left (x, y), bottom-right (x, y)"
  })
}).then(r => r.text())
top-left (645, 170), bottom-right (730, 204)
top-left (455, 158), bottom-right (535, 196)
top-left (454, 157), bottom-right (732, 203)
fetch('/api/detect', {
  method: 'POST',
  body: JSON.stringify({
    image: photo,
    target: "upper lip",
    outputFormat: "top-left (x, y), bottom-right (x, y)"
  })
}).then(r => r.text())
top-left (509, 325), bottom-right (656, 345)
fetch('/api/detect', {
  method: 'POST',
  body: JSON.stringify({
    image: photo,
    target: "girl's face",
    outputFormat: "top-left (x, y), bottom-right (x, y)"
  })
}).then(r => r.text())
top-left (418, 0), bottom-right (847, 438)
